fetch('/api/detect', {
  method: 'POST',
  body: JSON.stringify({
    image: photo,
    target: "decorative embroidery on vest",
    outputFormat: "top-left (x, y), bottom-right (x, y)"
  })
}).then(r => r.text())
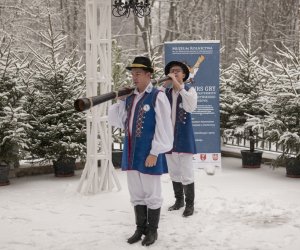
top-left (178, 103), bottom-right (186, 123)
top-left (135, 107), bottom-right (145, 137)
top-left (177, 96), bottom-right (186, 123)
top-left (125, 96), bottom-right (135, 137)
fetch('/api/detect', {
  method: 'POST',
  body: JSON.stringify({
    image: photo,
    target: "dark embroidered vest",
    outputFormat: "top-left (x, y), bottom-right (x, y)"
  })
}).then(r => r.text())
top-left (165, 85), bottom-right (197, 154)
top-left (121, 88), bottom-right (168, 175)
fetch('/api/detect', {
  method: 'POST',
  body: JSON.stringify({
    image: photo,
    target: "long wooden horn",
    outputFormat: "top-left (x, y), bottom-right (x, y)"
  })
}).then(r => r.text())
top-left (74, 76), bottom-right (171, 112)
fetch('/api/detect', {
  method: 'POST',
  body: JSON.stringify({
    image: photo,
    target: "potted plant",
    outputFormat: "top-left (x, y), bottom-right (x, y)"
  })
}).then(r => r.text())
top-left (0, 37), bottom-right (29, 185)
top-left (261, 95), bottom-right (300, 176)
top-left (272, 153), bottom-right (300, 178)
top-left (24, 15), bottom-right (86, 177)
top-left (221, 39), bottom-right (267, 168)
top-left (240, 116), bottom-right (264, 168)
top-left (264, 121), bottom-right (300, 177)
top-left (260, 42), bottom-right (300, 176)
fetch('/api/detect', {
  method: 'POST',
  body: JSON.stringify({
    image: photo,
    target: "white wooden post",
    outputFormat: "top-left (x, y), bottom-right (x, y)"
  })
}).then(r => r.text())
top-left (78, 0), bottom-right (121, 194)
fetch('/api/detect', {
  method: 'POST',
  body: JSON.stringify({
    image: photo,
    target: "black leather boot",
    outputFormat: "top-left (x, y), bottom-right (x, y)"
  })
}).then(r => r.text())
top-left (182, 183), bottom-right (195, 217)
top-left (168, 181), bottom-right (185, 211)
top-left (127, 205), bottom-right (147, 244)
top-left (141, 208), bottom-right (160, 246)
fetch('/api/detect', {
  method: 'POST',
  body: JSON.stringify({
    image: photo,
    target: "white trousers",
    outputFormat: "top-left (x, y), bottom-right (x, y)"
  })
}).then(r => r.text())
top-left (127, 171), bottom-right (163, 210)
top-left (166, 153), bottom-right (194, 185)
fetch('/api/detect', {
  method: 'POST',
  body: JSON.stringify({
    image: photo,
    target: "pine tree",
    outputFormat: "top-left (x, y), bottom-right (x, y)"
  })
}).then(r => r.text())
top-left (25, 15), bottom-right (86, 163)
top-left (262, 43), bottom-right (300, 158)
top-left (220, 65), bottom-right (235, 134)
top-left (221, 39), bottom-right (267, 151)
top-left (0, 37), bottom-right (29, 165)
top-left (112, 39), bottom-right (128, 92)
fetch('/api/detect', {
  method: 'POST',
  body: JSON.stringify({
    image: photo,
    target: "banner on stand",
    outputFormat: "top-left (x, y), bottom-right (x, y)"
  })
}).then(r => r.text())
top-left (164, 41), bottom-right (221, 169)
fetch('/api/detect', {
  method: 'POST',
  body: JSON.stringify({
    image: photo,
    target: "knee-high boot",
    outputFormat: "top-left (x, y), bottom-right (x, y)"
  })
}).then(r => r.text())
top-left (182, 183), bottom-right (195, 217)
top-left (141, 208), bottom-right (160, 246)
top-left (168, 181), bottom-right (185, 211)
top-left (127, 205), bottom-right (147, 244)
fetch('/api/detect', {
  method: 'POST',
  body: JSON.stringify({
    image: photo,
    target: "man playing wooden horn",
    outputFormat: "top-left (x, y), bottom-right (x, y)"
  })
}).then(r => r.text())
top-left (108, 56), bottom-right (173, 246)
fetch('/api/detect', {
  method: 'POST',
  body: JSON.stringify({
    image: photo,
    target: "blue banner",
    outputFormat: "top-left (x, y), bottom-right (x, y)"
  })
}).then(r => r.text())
top-left (164, 41), bottom-right (221, 169)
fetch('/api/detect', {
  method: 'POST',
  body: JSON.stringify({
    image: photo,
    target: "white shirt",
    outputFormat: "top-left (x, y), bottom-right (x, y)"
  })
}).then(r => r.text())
top-left (108, 83), bottom-right (173, 156)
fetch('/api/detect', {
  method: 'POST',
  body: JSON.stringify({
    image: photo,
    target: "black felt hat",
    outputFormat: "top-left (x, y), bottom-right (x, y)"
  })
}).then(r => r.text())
top-left (164, 61), bottom-right (190, 82)
top-left (126, 56), bottom-right (154, 73)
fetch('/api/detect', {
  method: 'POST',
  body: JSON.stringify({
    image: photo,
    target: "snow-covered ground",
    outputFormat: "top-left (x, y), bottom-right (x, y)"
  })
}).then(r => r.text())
top-left (1, 157), bottom-right (300, 250)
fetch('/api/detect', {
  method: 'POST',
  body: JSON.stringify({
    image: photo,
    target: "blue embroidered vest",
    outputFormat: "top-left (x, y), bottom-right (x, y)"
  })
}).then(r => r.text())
top-left (121, 88), bottom-right (168, 175)
top-left (165, 85), bottom-right (197, 154)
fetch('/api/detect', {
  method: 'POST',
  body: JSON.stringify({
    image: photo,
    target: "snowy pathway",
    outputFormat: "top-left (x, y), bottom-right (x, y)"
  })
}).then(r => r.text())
top-left (1, 157), bottom-right (300, 250)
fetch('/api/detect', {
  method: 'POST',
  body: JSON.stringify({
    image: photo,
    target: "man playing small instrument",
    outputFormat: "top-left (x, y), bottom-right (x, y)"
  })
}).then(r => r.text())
top-left (160, 61), bottom-right (198, 217)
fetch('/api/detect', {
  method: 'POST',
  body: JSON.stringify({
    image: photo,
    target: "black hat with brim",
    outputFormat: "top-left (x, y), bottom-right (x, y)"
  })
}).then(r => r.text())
top-left (164, 61), bottom-right (190, 82)
top-left (126, 56), bottom-right (154, 73)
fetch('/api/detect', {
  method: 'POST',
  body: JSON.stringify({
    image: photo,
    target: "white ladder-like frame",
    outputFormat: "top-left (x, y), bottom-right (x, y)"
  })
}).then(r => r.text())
top-left (78, 0), bottom-right (121, 194)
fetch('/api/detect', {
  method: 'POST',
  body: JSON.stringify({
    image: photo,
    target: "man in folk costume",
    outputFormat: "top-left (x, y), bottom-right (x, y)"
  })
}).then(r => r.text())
top-left (160, 61), bottom-right (198, 217)
top-left (108, 56), bottom-right (173, 246)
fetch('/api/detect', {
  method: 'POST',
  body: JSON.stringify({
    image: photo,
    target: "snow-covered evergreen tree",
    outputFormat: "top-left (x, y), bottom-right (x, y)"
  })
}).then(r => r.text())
top-left (220, 65), bottom-right (235, 134)
top-left (111, 40), bottom-right (129, 147)
top-left (221, 32), bottom-right (268, 151)
top-left (151, 52), bottom-right (164, 79)
top-left (262, 43), bottom-right (300, 158)
top-left (25, 15), bottom-right (86, 163)
top-left (112, 39), bottom-right (128, 92)
top-left (0, 37), bottom-right (29, 165)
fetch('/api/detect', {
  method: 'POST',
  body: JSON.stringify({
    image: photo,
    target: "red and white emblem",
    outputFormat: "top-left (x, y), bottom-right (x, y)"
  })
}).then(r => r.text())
top-left (200, 154), bottom-right (206, 161)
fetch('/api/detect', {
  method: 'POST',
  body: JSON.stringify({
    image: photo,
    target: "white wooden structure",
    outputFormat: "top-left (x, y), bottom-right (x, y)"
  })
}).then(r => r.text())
top-left (78, 0), bottom-right (121, 194)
